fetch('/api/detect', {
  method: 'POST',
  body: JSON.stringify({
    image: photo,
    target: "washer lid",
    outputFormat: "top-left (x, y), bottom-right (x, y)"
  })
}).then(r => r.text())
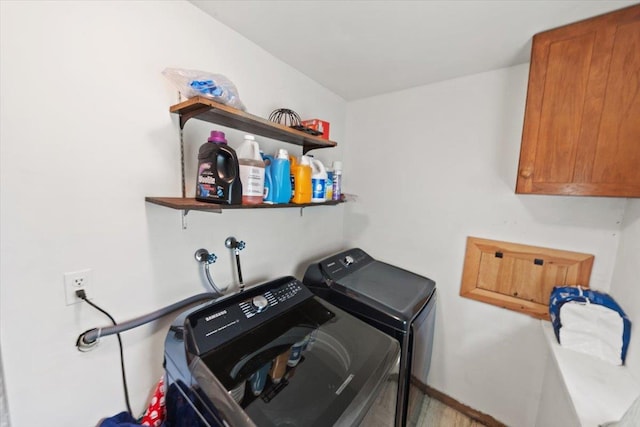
top-left (340, 261), bottom-right (435, 321)
top-left (193, 297), bottom-right (399, 427)
top-left (317, 249), bottom-right (436, 322)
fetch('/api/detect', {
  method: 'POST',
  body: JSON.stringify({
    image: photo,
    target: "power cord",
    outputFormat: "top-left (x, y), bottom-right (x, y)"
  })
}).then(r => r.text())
top-left (76, 289), bottom-right (133, 417)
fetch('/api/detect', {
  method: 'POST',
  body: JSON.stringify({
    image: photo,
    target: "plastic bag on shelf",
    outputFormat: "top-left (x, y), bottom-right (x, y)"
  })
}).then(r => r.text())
top-left (162, 67), bottom-right (246, 111)
top-left (549, 286), bottom-right (631, 365)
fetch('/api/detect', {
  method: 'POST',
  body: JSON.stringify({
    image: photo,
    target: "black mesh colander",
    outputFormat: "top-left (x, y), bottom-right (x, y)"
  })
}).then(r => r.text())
top-left (268, 108), bottom-right (323, 136)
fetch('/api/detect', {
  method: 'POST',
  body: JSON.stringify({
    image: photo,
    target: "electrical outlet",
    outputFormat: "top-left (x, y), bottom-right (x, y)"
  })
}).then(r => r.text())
top-left (64, 269), bottom-right (91, 305)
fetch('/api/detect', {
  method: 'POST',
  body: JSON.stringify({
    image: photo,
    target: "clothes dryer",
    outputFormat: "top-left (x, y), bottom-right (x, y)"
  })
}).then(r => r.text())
top-left (304, 248), bottom-right (436, 427)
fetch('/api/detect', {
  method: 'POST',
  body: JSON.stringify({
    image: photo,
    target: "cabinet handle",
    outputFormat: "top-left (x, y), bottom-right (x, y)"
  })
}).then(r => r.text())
top-left (519, 168), bottom-right (533, 179)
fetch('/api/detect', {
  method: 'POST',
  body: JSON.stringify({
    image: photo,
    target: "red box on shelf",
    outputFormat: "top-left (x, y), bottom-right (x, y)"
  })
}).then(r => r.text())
top-left (301, 119), bottom-right (330, 140)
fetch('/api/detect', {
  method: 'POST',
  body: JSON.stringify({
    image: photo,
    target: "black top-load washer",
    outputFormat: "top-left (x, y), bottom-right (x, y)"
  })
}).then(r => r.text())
top-left (164, 276), bottom-right (400, 427)
top-left (304, 248), bottom-right (437, 427)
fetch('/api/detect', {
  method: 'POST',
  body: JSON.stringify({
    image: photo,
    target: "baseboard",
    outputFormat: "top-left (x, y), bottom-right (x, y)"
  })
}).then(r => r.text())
top-left (411, 376), bottom-right (507, 427)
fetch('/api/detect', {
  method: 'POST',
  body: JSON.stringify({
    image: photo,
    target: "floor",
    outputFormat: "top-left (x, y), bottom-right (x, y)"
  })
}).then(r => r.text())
top-left (361, 379), bottom-right (486, 427)
top-left (417, 395), bottom-right (487, 427)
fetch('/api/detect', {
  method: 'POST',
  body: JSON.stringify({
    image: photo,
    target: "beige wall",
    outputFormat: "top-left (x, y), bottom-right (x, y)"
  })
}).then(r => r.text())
top-left (0, 2), bottom-right (346, 425)
top-left (610, 199), bottom-right (640, 381)
top-left (344, 64), bottom-right (628, 426)
top-left (1, 2), bottom-right (637, 427)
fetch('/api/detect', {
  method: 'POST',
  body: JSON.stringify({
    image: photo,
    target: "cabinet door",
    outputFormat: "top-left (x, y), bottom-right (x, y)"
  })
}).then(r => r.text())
top-left (517, 5), bottom-right (640, 197)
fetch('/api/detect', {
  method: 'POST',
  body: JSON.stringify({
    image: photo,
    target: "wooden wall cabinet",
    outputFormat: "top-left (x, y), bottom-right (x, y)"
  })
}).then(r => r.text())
top-left (517, 5), bottom-right (640, 197)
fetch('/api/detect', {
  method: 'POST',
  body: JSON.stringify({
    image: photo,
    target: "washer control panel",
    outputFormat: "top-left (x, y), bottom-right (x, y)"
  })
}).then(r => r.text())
top-left (270, 280), bottom-right (304, 303)
top-left (251, 295), bottom-right (269, 312)
top-left (186, 277), bottom-right (312, 356)
top-left (238, 281), bottom-right (304, 319)
top-left (317, 248), bottom-right (373, 281)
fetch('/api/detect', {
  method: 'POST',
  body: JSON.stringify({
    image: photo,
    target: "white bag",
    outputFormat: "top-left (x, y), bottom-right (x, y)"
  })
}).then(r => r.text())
top-left (549, 286), bottom-right (631, 366)
top-left (559, 301), bottom-right (625, 365)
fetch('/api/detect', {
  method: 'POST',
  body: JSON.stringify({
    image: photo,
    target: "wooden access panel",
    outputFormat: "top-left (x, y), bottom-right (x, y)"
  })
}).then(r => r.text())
top-left (460, 237), bottom-right (594, 320)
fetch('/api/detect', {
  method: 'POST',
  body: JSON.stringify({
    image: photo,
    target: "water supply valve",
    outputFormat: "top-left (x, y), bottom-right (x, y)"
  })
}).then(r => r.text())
top-left (194, 248), bottom-right (226, 296)
top-left (195, 248), bottom-right (217, 264)
top-left (225, 237), bottom-right (245, 253)
top-left (225, 236), bottom-right (246, 291)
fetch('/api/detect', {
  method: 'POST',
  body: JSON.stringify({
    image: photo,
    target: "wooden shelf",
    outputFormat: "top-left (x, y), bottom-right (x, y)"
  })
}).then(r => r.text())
top-left (146, 197), bottom-right (344, 213)
top-left (158, 97), bottom-right (341, 228)
top-left (170, 97), bottom-right (337, 154)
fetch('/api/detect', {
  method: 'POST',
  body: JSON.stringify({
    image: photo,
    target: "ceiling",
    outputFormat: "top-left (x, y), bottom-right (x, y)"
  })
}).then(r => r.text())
top-left (191, 0), bottom-right (637, 101)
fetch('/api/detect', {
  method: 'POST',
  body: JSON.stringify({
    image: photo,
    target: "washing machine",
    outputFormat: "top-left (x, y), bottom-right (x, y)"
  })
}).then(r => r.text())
top-left (163, 276), bottom-right (400, 427)
top-left (303, 248), bottom-right (437, 427)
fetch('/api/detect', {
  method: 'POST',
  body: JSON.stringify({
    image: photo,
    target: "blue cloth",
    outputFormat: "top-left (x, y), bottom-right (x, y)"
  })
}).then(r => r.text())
top-left (99, 381), bottom-right (223, 427)
top-left (189, 80), bottom-right (223, 97)
top-left (99, 412), bottom-right (139, 427)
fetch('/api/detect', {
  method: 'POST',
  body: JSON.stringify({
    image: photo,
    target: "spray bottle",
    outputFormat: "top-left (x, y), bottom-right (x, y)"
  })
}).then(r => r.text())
top-left (332, 161), bottom-right (343, 201)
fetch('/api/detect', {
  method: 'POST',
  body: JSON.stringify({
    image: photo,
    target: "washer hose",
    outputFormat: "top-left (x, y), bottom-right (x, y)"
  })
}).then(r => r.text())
top-left (76, 292), bottom-right (219, 350)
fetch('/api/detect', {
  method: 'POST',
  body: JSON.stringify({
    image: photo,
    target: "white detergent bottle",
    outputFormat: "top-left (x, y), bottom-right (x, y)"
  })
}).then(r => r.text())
top-left (236, 135), bottom-right (265, 205)
top-left (311, 159), bottom-right (327, 203)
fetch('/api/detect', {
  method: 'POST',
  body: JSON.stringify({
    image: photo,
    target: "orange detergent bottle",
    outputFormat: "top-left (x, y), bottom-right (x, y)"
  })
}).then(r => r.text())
top-left (290, 155), bottom-right (312, 204)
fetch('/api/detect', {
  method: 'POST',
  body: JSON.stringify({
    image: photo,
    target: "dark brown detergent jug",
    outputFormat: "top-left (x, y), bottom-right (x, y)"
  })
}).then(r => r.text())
top-left (195, 130), bottom-right (242, 204)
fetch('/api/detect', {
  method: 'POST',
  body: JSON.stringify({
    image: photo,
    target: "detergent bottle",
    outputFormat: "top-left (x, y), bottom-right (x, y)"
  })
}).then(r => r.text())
top-left (311, 159), bottom-right (327, 203)
top-left (332, 160), bottom-right (343, 201)
top-left (271, 148), bottom-right (292, 204)
top-left (195, 130), bottom-right (242, 205)
top-left (261, 152), bottom-right (275, 204)
top-left (325, 167), bottom-right (333, 201)
top-left (291, 155), bottom-right (312, 204)
top-left (236, 135), bottom-right (265, 205)
top-left (289, 155), bottom-right (297, 201)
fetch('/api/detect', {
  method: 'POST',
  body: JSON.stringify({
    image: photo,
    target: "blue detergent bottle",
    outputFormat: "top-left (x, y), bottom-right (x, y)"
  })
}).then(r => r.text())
top-left (271, 148), bottom-right (292, 204)
top-left (261, 152), bottom-right (275, 204)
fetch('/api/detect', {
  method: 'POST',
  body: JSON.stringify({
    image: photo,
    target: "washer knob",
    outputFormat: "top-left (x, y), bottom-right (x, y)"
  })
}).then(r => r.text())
top-left (344, 255), bottom-right (355, 266)
top-left (252, 295), bottom-right (269, 312)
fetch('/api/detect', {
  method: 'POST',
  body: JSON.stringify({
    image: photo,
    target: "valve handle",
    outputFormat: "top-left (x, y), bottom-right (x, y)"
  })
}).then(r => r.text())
top-left (225, 236), bottom-right (246, 251)
top-left (195, 248), bottom-right (216, 264)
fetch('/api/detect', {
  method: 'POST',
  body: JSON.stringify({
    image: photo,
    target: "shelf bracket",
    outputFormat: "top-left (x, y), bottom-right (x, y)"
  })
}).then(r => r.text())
top-left (182, 210), bottom-right (189, 230)
top-left (179, 106), bottom-right (215, 130)
top-left (302, 144), bottom-right (322, 155)
top-left (180, 127), bottom-right (186, 198)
